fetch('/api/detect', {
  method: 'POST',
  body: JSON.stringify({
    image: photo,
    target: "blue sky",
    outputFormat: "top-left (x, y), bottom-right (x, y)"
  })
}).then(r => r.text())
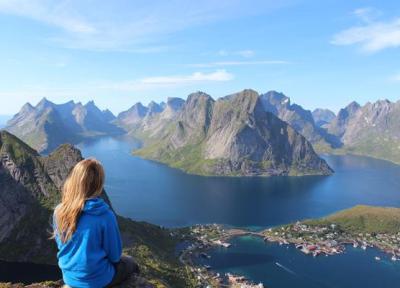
top-left (0, 0), bottom-right (400, 115)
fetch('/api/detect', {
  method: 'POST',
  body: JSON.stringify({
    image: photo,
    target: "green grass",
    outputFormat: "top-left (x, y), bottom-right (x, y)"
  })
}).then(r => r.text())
top-left (305, 205), bottom-right (400, 234)
top-left (314, 132), bottom-right (400, 165)
top-left (118, 217), bottom-right (197, 287)
top-left (134, 141), bottom-right (219, 176)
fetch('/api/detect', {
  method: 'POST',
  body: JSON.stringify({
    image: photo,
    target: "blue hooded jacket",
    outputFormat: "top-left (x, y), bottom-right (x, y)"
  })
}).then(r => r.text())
top-left (54, 198), bottom-right (122, 288)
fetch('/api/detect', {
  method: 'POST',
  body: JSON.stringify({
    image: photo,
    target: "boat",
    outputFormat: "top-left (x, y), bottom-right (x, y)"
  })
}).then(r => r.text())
top-left (392, 255), bottom-right (397, 261)
top-left (375, 256), bottom-right (381, 261)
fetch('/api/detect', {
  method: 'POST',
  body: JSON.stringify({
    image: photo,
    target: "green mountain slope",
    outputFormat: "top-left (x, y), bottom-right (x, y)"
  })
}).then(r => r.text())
top-left (306, 205), bottom-right (400, 234)
top-left (0, 130), bottom-right (195, 287)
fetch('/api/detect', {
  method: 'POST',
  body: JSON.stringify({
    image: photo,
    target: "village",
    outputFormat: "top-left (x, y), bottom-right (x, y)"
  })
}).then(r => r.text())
top-left (176, 220), bottom-right (400, 287)
top-left (263, 222), bottom-right (400, 261)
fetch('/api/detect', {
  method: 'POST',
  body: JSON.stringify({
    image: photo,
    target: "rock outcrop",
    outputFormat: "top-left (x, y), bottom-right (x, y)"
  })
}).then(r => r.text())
top-left (260, 91), bottom-right (336, 150)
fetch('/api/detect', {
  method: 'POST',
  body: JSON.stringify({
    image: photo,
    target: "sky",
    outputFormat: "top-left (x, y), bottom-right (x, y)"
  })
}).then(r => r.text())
top-left (0, 0), bottom-right (400, 116)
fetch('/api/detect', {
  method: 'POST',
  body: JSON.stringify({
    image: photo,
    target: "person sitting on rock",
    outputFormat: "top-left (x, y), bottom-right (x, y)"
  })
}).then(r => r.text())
top-left (52, 158), bottom-right (139, 287)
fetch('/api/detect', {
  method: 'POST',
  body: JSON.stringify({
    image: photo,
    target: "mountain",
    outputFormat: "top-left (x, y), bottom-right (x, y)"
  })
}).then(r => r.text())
top-left (146, 101), bottom-right (163, 117)
top-left (260, 91), bottom-right (335, 150)
top-left (327, 101), bottom-right (361, 138)
top-left (134, 90), bottom-right (333, 176)
top-left (5, 98), bottom-right (123, 153)
top-left (0, 130), bottom-right (194, 286)
top-left (312, 108), bottom-right (336, 127)
top-left (116, 98), bottom-right (183, 130)
top-left (116, 97), bottom-right (185, 140)
top-left (116, 102), bottom-right (149, 129)
top-left (326, 100), bottom-right (400, 164)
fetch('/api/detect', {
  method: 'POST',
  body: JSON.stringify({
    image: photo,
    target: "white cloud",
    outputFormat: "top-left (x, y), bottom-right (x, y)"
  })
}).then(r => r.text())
top-left (353, 7), bottom-right (382, 23)
top-left (0, 0), bottom-right (97, 34)
top-left (99, 70), bottom-right (234, 91)
top-left (332, 8), bottom-right (400, 52)
top-left (0, 0), bottom-right (282, 51)
top-left (141, 70), bottom-right (233, 84)
top-left (189, 60), bottom-right (289, 68)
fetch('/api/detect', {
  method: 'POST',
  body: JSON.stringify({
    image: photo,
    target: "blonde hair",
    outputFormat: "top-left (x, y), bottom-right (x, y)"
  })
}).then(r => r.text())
top-left (54, 158), bottom-right (105, 243)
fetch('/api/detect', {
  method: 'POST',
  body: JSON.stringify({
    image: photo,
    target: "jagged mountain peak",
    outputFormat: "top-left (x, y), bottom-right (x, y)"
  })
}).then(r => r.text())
top-left (21, 102), bottom-right (34, 111)
top-left (84, 100), bottom-right (102, 112)
top-left (166, 97), bottom-right (185, 111)
top-left (128, 102), bottom-right (147, 112)
top-left (36, 97), bottom-right (55, 110)
top-left (186, 91), bottom-right (214, 103)
top-left (259, 90), bottom-right (333, 148)
top-left (84, 100), bottom-right (96, 106)
top-left (147, 101), bottom-right (163, 111)
top-left (223, 89), bottom-right (260, 111)
top-left (102, 109), bottom-right (116, 121)
top-left (312, 108), bottom-right (336, 127)
top-left (344, 101), bottom-right (361, 111)
top-left (262, 90), bottom-right (290, 105)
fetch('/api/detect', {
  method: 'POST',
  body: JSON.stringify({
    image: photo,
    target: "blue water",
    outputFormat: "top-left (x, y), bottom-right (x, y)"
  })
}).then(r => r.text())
top-left (79, 137), bottom-right (400, 228)
top-left (78, 137), bottom-right (400, 287)
top-left (197, 236), bottom-right (400, 288)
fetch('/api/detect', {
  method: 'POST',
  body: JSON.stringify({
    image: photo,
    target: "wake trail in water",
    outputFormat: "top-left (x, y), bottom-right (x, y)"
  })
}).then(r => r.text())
top-left (275, 262), bottom-right (297, 275)
top-left (276, 262), bottom-right (335, 288)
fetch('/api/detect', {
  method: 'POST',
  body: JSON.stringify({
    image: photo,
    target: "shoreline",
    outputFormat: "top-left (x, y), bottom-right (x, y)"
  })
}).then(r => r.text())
top-left (178, 224), bottom-right (265, 287)
top-left (178, 221), bottom-right (400, 286)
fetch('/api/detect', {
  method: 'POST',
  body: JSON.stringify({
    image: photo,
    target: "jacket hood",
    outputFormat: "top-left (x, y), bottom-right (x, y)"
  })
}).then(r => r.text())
top-left (83, 197), bottom-right (110, 215)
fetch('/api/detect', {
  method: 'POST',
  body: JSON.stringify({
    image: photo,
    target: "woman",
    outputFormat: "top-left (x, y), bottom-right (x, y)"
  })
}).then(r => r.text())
top-left (53, 158), bottom-right (138, 288)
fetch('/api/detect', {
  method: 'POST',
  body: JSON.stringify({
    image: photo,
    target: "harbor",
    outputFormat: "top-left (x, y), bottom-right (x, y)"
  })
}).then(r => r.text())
top-left (175, 220), bottom-right (400, 287)
top-left (177, 224), bottom-right (265, 287)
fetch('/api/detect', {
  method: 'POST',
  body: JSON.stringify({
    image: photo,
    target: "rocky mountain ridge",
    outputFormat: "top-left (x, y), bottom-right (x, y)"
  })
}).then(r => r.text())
top-left (260, 91), bottom-right (337, 150)
top-left (7, 89), bottom-right (400, 167)
top-left (326, 99), bottom-right (400, 163)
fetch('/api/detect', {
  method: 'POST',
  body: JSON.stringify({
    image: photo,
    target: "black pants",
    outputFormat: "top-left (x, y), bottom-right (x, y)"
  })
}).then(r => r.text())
top-left (106, 255), bottom-right (139, 287)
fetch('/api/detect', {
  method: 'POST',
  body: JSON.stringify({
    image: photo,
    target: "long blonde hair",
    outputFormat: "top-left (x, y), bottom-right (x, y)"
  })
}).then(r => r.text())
top-left (54, 158), bottom-right (105, 243)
